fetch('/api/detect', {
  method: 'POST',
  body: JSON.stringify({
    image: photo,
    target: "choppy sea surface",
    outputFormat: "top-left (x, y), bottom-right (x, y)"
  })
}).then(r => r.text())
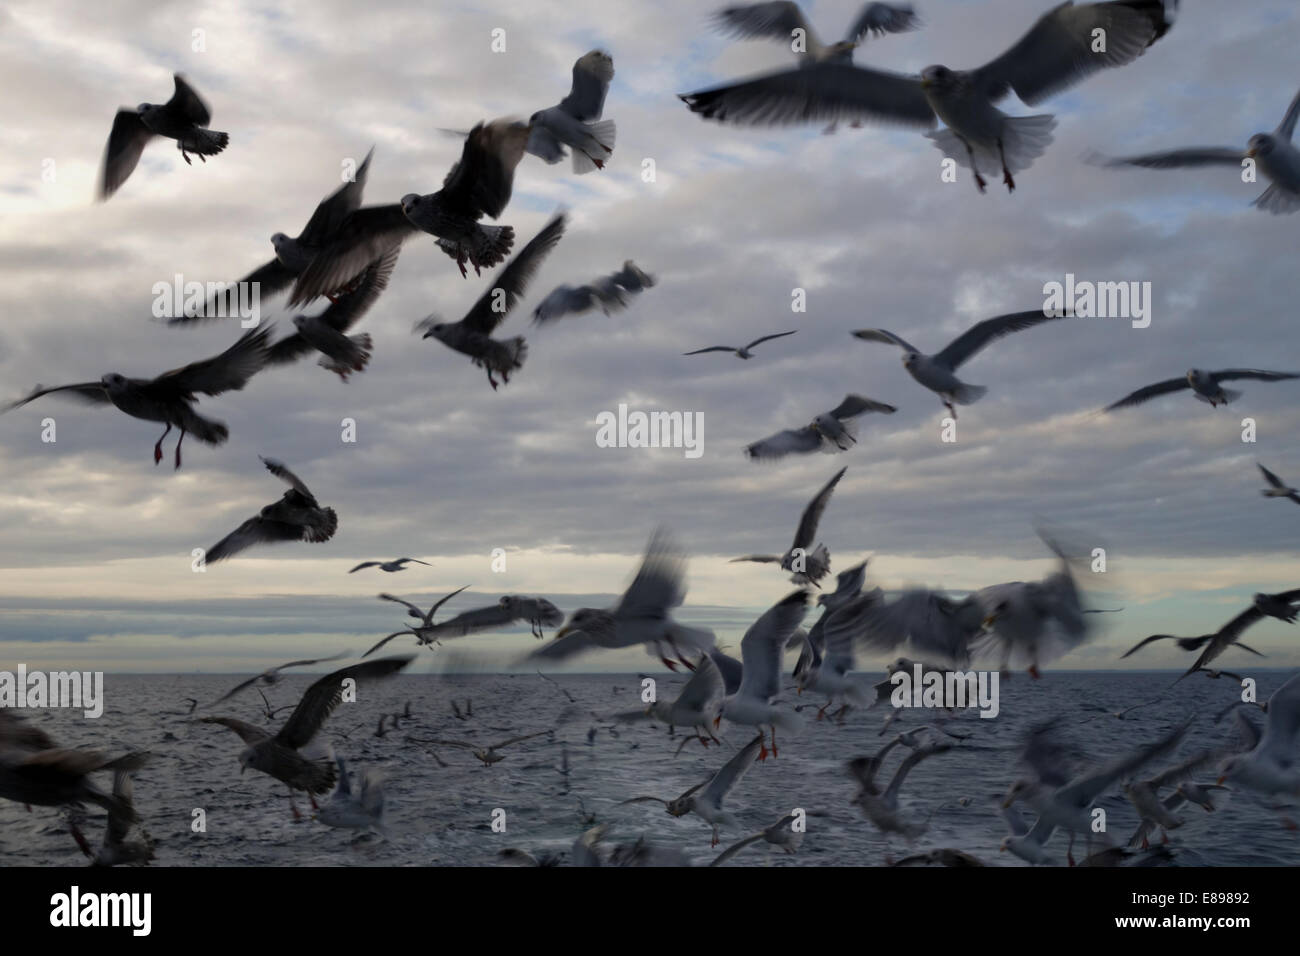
top-left (1, 670), bottom-right (1295, 867)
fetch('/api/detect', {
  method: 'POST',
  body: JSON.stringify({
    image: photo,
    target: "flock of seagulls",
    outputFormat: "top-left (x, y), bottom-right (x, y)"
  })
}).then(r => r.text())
top-left (5, 0), bottom-right (1300, 870)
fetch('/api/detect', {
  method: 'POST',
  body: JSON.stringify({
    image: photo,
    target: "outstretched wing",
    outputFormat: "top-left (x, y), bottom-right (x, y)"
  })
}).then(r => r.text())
top-left (845, 2), bottom-right (921, 41)
top-left (99, 110), bottom-right (154, 200)
top-left (1211, 369), bottom-right (1300, 384)
top-left (792, 466), bottom-right (846, 551)
top-left (288, 204), bottom-right (414, 307)
top-left (1091, 147), bottom-right (1244, 170)
top-left (166, 74), bottom-right (212, 126)
top-left (1258, 463), bottom-right (1288, 490)
top-left (828, 394), bottom-right (896, 419)
top-left (276, 656), bottom-right (414, 749)
top-left (684, 346), bottom-right (736, 356)
top-left (204, 516), bottom-right (310, 564)
top-left (259, 456), bottom-right (317, 499)
top-left (440, 119), bottom-right (530, 221)
top-left (199, 716), bottom-right (272, 745)
top-left (299, 147), bottom-right (374, 246)
top-left (851, 328), bottom-right (920, 352)
top-left (463, 212), bottom-right (567, 335)
top-left (745, 426), bottom-right (822, 460)
top-left (744, 330), bottom-right (798, 351)
top-left (712, 2), bottom-right (812, 43)
top-left (934, 310), bottom-right (1069, 371)
top-left (4, 382), bottom-right (110, 412)
top-left (1104, 377), bottom-right (1190, 411)
top-left (1276, 86), bottom-right (1300, 141)
top-left (150, 325), bottom-right (273, 397)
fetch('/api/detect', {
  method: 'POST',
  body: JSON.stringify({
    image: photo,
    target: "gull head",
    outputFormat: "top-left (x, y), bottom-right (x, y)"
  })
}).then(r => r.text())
top-left (902, 351), bottom-right (919, 369)
top-left (237, 746), bottom-right (257, 774)
top-left (920, 65), bottom-right (955, 91)
top-left (136, 102), bottom-right (155, 116)
top-left (100, 373), bottom-right (128, 393)
top-left (827, 39), bottom-right (859, 57)
top-left (270, 232), bottom-right (290, 250)
top-left (1246, 133), bottom-right (1275, 159)
top-left (1187, 369), bottom-right (1210, 388)
top-left (400, 193), bottom-right (421, 215)
top-left (556, 607), bottom-right (607, 640)
top-left (666, 795), bottom-right (694, 817)
top-left (981, 600), bottom-right (1008, 631)
top-left (291, 315), bottom-right (309, 331)
top-left (421, 320), bottom-right (449, 341)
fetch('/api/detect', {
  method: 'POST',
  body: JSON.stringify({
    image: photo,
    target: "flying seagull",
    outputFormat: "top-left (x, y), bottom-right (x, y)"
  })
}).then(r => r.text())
top-left (429, 596), bottom-right (566, 640)
top-left (1089, 86), bottom-right (1300, 214)
top-left (744, 394), bottom-right (896, 460)
top-left (1104, 369), bottom-right (1300, 411)
top-left (206, 650), bottom-right (352, 707)
top-left (828, 589), bottom-right (981, 670)
top-left (848, 741), bottom-right (953, 838)
top-left (621, 733), bottom-right (765, 846)
top-left (852, 309), bottom-right (1070, 419)
top-left (201, 655), bottom-right (413, 818)
top-left (1258, 463), bottom-right (1300, 505)
top-left (202, 457), bottom-right (338, 565)
top-left (731, 466), bottom-right (846, 586)
top-left (362, 586), bottom-right (471, 656)
top-left (1217, 671), bottom-right (1300, 804)
top-left (794, 560), bottom-right (872, 717)
top-left (1121, 589), bottom-right (1300, 681)
top-left (99, 73), bottom-right (229, 200)
top-left (77, 764), bottom-right (155, 867)
top-left (684, 330), bottom-right (797, 359)
top-left (170, 148), bottom-right (375, 323)
top-left (528, 50), bottom-right (617, 173)
top-left (289, 119), bottom-right (529, 304)
top-left (3, 325), bottom-right (272, 469)
top-left (417, 212), bottom-right (566, 390)
top-left (317, 756), bottom-right (386, 835)
top-left (527, 528), bottom-right (716, 672)
top-left (349, 558), bottom-right (432, 573)
top-left (679, 2), bottom-right (931, 129)
top-left (427, 731), bottom-right (551, 766)
top-left (266, 248), bottom-right (398, 381)
top-left (915, 0), bottom-right (1177, 192)
top-left (532, 261), bottom-right (655, 325)
top-left (708, 812), bottom-right (801, 866)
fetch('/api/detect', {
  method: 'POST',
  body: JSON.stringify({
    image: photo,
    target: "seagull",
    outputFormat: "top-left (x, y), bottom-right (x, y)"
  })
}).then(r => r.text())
top-left (852, 309), bottom-right (1070, 419)
top-left (847, 741), bottom-right (952, 838)
top-left (266, 248), bottom-right (398, 381)
top-left (679, 2), bottom-right (931, 129)
top-left (708, 812), bottom-right (800, 866)
top-left (998, 802), bottom-right (1058, 865)
top-left (4, 325), bottom-right (272, 469)
top-left (316, 756), bottom-right (386, 835)
top-left (203, 457), bottom-right (338, 564)
top-left (916, 1), bottom-right (1177, 192)
top-left (744, 394), bottom-right (895, 460)
top-left (1104, 369), bottom-right (1300, 411)
top-left (1122, 750), bottom-right (1224, 847)
top-left (527, 529), bottom-right (716, 672)
top-left (349, 558), bottom-right (432, 574)
top-left (890, 847), bottom-right (986, 867)
top-left (612, 654), bottom-right (727, 748)
top-left (714, 590), bottom-right (809, 759)
top-left (99, 73), bottom-right (229, 200)
top-left (206, 651), bottom-right (352, 707)
top-left (426, 731), bottom-right (551, 766)
top-left (201, 655), bottom-right (413, 819)
top-left (1120, 589), bottom-right (1300, 680)
top-left (170, 148), bottom-right (375, 323)
top-left (827, 589), bottom-right (982, 670)
top-left (79, 764), bottom-right (154, 867)
top-left (362, 586), bottom-right (471, 656)
top-left (0, 748), bottom-right (148, 853)
top-left (527, 50), bottom-right (617, 173)
top-left (0, 710), bottom-right (56, 752)
top-left (684, 330), bottom-right (797, 359)
top-left (1259, 464), bottom-right (1300, 506)
top-left (732, 467), bottom-right (846, 586)
top-left (430, 596), bottom-right (566, 640)
top-left (289, 118), bottom-right (529, 304)
top-left (1217, 672), bottom-right (1300, 809)
top-left (1089, 86), bottom-right (1300, 214)
top-left (417, 212), bottom-right (566, 390)
top-left (531, 261), bottom-right (655, 326)
top-left (622, 733), bottom-right (765, 847)
top-left (794, 560), bottom-right (871, 718)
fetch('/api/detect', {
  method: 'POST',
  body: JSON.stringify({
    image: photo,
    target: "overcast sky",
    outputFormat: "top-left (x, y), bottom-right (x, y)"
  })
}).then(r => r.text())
top-left (1, 0), bottom-right (1298, 675)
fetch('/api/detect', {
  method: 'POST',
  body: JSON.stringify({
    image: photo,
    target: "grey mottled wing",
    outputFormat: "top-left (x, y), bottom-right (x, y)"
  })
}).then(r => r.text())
top-left (267, 248), bottom-right (398, 366)
top-left (149, 325), bottom-right (273, 397)
top-left (745, 426), bottom-right (823, 460)
top-left (617, 528), bottom-right (687, 618)
top-left (259, 456), bottom-right (316, 499)
top-left (845, 2), bottom-right (921, 40)
top-left (204, 516), bottom-right (312, 564)
top-left (298, 147), bottom-right (374, 246)
top-left (463, 212), bottom-right (567, 335)
top-left (200, 716), bottom-right (272, 745)
top-left (440, 119), bottom-right (529, 221)
top-left (99, 110), bottom-right (154, 200)
top-left (791, 466), bottom-right (846, 551)
top-left (1211, 369), bottom-right (1300, 384)
top-left (828, 394), bottom-right (897, 418)
top-left (934, 310), bottom-right (1068, 371)
top-left (4, 382), bottom-right (110, 411)
top-left (276, 656), bottom-right (414, 749)
top-left (738, 591), bottom-right (809, 701)
top-left (712, 2), bottom-right (811, 43)
top-left (972, 0), bottom-right (1175, 106)
top-left (559, 51), bottom-right (614, 121)
top-left (680, 63), bottom-right (934, 128)
top-left (288, 204), bottom-right (414, 307)
top-left (1104, 377), bottom-right (1190, 411)
top-left (700, 734), bottom-right (764, 811)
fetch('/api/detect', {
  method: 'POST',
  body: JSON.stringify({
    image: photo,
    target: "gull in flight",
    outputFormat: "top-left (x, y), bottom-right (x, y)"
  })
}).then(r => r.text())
top-left (914, 0), bottom-right (1177, 192)
top-left (1122, 749), bottom-right (1226, 848)
top-left (349, 557), bottom-right (431, 574)
top-left (1121, 589), bottom-right (1300, 680)
top-left (1089, 86), bottom-right (1300, 214)
top-left (847, 735), bottom-right (953, 839)
top-left (1258, 463), bottom-right (1300, 505)
top-left (201, 655), bottom-right (413, 819)
top-left (75, 764), bottom-right (154, 867)
top-left (622, 733), bottom-right (765, 846)
top-left (795, 561), bottom-right (872, 719)
top-left (4, 326), bottom-right (272, 469)
top-left (206, 650), bottom-right (351, 707)
top-left (611, 654), bottom-right (727, 749)
top-left (679, 2), bottom-right (931, 129)
top-left (266, 249), bottom-right (398, 381)
top-left (852, 309), bottom-right (1070, 419)
top-left (827, 588), bottom-right (982, 670)
top-left (745, 394), bottom-right (895, 460)
top-left (531, 261), bottom-right (655, 326)
top-left (99, 73), bottom-right (229, 200)
top-left (417, 212), bottom-right (566, 390)
top-left (527, 50), bottom-right (617, 173)
top-left (428, 596), bottom-right (565, 640)
top-left (684, 330), bottom-right (797, 359)
top-left (527, 528), bottom-right (716, 672)
top-left (731, 466), bottom-right (846, 586)
top-left (362, 586), bottom-right (471, 656)
top-left (170, 148), bottom-right (374, 322)
top-left (316, 756), bottom-right (386, 836)
top-left (1217, 672), bottom-right (1300, 817)
top-left (289, 118), bottom-right (529, 302)
top-left (424, 731), bottom-right (551, 766)
top-left (714, 590), bottom-right (810, 759)
top-left (708, 812), bottom-right (801, 866)
top-left (203, 457), bottom-right (338, 564)
top-left (1104, 369), bottom-right (1300, 411)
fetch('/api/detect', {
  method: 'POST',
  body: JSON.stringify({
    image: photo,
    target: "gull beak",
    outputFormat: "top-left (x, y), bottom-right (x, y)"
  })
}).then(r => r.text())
top-left (713, 715), bottom-right (722, 730)
top-left (796, 686), bottom-right (803, 696)
top-left (921, 77), bottom-right (933, 89)
top-left (555, 623), bottom-right (574, 639)
top-left (999, 845), bottom-right (1007, 853)
top-left (1246, 148), bottom-right (1258, 159)
top-left (982, 614), bottom-right (998, 629)
top-left (1216, 775), bottom-right (1226, 785)
top-left (1000, 795), bottom-right (1013, 809)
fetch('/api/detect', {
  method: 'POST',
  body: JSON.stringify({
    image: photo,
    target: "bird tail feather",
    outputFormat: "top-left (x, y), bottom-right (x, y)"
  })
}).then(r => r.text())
top-left (572, 119), bottom-right (616, 174)
top-left (951, 383), bottom-right (987, 405)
